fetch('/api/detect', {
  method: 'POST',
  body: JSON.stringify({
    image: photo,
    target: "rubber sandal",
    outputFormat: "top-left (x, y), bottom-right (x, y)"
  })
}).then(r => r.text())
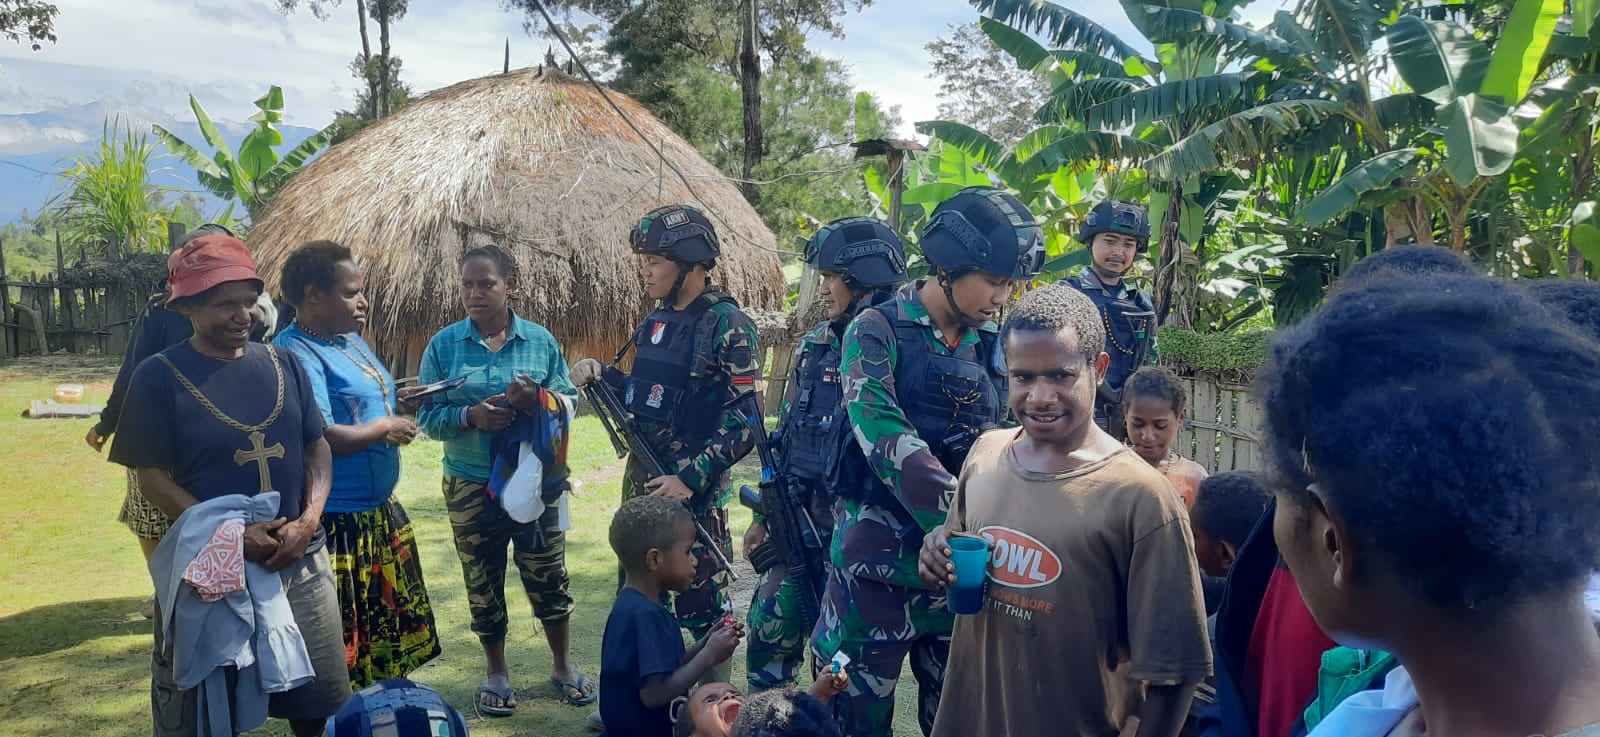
top-left (551, 671), bottom-right (597, 706)
top-left (476, 681), bottom-right (516, 717)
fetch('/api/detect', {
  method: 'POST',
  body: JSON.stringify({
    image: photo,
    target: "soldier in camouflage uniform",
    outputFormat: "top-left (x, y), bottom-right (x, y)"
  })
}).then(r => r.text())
top-left (811, 188), bottom-right (1045, 737)
top-left (1060, 200), bottom-right (1158, 439)
top-left (744, 217), bottom-right (907, 693)
top-left (571, 205), bottom-right (760, 684)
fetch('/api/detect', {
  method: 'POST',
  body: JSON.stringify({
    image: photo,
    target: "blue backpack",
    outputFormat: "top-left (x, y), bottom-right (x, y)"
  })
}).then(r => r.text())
top-left (326, 679), bottom-right (469, 737)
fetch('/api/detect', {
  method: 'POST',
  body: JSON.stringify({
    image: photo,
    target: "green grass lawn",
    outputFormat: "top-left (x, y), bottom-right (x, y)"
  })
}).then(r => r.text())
top-left (0, 355), bottom-right (920, 737)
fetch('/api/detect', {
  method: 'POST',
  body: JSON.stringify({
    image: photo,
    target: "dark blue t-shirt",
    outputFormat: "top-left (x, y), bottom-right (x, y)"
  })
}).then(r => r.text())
top-left (110, 341), bottom-right (325, 525)
top-left (601, 587), bottom-right (687, 737)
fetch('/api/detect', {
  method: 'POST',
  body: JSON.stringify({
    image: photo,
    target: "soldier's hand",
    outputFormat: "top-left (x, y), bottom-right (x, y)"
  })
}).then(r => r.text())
top-left (467, 394), bottom-right (514, 432)
top-left (570, 358), bottom-right (604, 388)
top-left (742, 520), bottom-right (768, 560)
top-left (918, 525), bottom-right (957, 588)
top-left (84, 427), bottom-right (108, 453)
top-left (645, 475), bottom-right (693, 503)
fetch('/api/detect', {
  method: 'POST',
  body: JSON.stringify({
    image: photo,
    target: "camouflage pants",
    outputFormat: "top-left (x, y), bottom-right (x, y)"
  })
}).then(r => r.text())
top-left (620, 465), bottom-right (733, 641)
top-left (442, 475), bottom-right (573, 642)
top-left (810, 566), bottom-right (952, 737)
top-left (745, 562), bottom-right (822, 692)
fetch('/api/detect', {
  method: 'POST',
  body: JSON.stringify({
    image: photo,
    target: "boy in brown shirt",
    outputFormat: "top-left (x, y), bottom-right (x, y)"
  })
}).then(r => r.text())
top-left (919, 285), bottom-right (1211, 737)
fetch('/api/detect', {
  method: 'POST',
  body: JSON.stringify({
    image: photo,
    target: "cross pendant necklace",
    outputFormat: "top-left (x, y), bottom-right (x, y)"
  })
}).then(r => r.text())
top-left (156, 347), bottom-right (288, 493)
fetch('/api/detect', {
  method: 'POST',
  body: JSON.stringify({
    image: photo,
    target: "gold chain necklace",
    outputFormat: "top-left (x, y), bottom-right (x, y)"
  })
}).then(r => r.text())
top-left (156, 346), bottom-right (285, 432)
top-left (297, 323), bottom-right (391, 412)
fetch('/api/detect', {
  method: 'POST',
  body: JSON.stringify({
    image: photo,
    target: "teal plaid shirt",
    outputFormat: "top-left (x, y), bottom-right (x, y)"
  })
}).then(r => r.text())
top-left (417, 312), bottom-right (576, 482)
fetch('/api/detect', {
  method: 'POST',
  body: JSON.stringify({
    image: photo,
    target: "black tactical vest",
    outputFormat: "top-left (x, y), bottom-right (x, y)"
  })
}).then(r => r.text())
top-left (623, 294), bottom-right (722, 450)
top-left (834, 300), bottom-right (1007, 504)
top-left (1063, 273), bottom-right (1155, 399)
top-left (778, 325), bottom-right (845, 483)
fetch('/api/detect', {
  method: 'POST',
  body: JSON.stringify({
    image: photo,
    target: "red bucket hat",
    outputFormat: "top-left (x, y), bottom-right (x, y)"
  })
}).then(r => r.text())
top-left (166, 235), bottom-right (262, 302)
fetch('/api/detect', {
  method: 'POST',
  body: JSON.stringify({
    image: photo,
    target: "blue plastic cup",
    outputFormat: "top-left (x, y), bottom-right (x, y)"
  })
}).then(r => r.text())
top-left (946, 535), bottom-right (990, 615)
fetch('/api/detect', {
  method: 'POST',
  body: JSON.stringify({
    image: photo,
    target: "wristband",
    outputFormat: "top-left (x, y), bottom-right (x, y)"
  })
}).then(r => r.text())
top-left (459, 406), bottom-right (471, 429)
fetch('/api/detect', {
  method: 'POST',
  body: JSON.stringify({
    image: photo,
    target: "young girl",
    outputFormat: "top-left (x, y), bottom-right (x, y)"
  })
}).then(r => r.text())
top-left (1122, 366), bottom-right (1208, 507)
top-left (1260, 274), bottom-right (1600, 737)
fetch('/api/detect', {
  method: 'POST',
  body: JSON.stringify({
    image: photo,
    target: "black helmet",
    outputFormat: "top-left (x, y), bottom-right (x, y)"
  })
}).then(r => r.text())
top-left (804, 217), bottom-right (907, 289)
top-left (1077, 200), bottom-right (1151, 252)
top-left (919, 187), bottom-right (1045, 281)
top-left (631, 204), bottom-right (720, 266)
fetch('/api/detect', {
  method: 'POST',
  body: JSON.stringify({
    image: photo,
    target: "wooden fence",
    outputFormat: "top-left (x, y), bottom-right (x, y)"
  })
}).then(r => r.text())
top-left (1174, 378), bottom-right (1263, 473)
top-left (0, 238), bottom-right (149, 360)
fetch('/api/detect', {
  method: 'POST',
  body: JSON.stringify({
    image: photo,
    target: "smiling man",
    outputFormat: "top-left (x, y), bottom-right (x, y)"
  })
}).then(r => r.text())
top-left (918, 284), bottom-right (1210, 737)
top-left (1061, 200), bottom-right (1158, 439)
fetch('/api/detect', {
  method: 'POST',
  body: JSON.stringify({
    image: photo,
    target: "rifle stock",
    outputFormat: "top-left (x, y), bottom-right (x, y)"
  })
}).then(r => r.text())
top-left (582, 381), bottom-right (738, 580)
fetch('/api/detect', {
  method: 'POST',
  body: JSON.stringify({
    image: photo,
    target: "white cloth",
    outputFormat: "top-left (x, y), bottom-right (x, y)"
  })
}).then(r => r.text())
top-left (1305, 666), bottom-right (1419, 737)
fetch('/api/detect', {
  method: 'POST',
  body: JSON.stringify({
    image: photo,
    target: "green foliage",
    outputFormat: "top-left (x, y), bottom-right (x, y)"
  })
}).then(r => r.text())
top-left (49, 120), bottom-right (176, 257)
top-left (0, 0), bottom-right (56, 49)
top-left (1157, 325), bottom-right (1271, 382)
top-left (153, 86), bottom-right (337, 222)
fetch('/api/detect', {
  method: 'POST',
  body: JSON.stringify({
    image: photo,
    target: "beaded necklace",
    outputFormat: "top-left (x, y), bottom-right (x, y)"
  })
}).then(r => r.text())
top-left (297, 322), bottom-right (392, 415)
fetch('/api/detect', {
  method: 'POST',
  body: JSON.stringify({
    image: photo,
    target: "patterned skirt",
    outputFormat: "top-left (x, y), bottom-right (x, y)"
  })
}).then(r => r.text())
top-left (118, 468), bottom-right (171, 540)
top-left (323, 496), bottom-right (442, 689)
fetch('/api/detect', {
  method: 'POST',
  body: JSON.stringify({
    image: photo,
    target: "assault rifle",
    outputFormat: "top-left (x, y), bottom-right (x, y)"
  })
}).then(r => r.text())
top-left (583, 381), bottom-right (738, 579)
top-left (731, 392), bottom-right (825, 625)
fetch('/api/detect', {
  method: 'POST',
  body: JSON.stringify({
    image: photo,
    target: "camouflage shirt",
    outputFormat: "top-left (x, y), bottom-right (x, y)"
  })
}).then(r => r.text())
top-left (610, 287), bottom-right (761, 504)
top-left (834, 281), bottom-right (1000, 587)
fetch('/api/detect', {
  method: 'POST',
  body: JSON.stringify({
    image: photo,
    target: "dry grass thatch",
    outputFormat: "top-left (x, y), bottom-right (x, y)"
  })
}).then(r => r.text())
top-left (249, 67), bottom-right (785, 370)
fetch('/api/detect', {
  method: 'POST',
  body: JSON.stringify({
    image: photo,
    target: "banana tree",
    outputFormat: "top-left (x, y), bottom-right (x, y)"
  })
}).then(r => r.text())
top-left (154, 86), bottom-right (338, 222)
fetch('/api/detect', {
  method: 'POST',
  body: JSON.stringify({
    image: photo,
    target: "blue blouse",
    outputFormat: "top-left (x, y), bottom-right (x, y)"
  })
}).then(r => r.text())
top-left (273, 325), bottom-right (400, 513)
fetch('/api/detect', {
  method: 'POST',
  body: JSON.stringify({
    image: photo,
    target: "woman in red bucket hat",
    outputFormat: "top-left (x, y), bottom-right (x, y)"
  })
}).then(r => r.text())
top-left (108, 233), bottom-right (353, 737)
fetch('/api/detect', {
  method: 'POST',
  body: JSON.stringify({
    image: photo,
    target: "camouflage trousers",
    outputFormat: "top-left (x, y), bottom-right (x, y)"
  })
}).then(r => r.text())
top-left (620, 468), bottom-right (734, 641)
top-left (809, 566), bottom-right (952, 737)
top-left (745, 562), bottom-right (823, 692)
top-left (442, 475), bottom-right (573, 642)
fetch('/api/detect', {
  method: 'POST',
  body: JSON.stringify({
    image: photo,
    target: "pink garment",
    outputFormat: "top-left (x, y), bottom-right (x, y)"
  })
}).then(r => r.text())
top-left (182, 519), bottom-right (246, 602)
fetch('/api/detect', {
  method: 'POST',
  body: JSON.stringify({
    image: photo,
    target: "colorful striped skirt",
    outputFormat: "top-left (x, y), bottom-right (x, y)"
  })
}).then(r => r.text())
top-left (322, 496), bottom-right (442, 689)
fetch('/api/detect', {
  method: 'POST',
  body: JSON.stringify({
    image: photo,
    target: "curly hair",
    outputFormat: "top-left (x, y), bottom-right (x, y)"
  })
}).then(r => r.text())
top-left (730, 689), bottom-right (839, 737)
top-left (462, 244), bottom-right (519, 282)
top-left (1256, 273), bottom-right (1600, 616)
top-left (1122, 366), bottom-right (1186, 415)
top-left (1191, 471), bottom-right (1272, 549)
top-left (279, 240), bottom-right (353, 307)
top-left (610, 495), bottom-right (693, 571)
top-left (1525, 279), bottom-right (1600, 342)
top-left (1000, 284), bottom-right (1105, 363)
top-left (1336, 244), bottom-right (1474, 291)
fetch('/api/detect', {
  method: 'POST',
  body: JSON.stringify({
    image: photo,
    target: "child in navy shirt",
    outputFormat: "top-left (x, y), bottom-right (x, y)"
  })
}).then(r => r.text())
top-left (602, 496), bottom-right (742, 737)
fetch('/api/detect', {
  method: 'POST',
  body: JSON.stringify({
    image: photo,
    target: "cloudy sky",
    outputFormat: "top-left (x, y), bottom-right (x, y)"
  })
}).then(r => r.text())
top-left (0, 0), bottom-right (1290, 150)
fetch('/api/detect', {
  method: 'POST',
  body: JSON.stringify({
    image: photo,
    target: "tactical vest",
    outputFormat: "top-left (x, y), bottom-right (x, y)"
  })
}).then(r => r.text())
top-left (835, 300), bottom-right (1007, 504)
top-left (778, 325), bottom-right (845, 483)
top-left (1063, 273), bottom-right (1155, 398)
top-left (621, 294), bottom-right (725, 453)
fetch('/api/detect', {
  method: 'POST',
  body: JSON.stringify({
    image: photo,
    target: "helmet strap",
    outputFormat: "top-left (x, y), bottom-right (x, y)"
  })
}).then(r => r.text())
top-left (665, 261), bottom-right (691, 308)
top-left (936, 269), bottom-right (986, 328)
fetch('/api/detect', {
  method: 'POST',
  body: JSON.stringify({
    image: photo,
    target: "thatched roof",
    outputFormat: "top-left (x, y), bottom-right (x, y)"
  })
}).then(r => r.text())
top-left (249, 67), bottom-right (785, 368)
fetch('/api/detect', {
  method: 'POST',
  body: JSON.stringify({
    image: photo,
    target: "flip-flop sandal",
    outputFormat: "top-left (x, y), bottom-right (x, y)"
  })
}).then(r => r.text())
top-left (476, 681), bottom-right (516, 717)
top-left (551, 672), bottom-right (597, 706)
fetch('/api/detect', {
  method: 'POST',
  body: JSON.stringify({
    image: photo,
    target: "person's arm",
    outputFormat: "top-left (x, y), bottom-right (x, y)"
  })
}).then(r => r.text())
top-left (137, 466), bottom-right (284, 561)
top-left (1131, 683), bottom-right (1197, 737)
top-left (415, 334), bottom-right (469, 440)
top-left (265, 354), bottom-right (333, 570)
top-left (672, 310), bottom-right (761, 497)
top-left (542, 331), bottom-right (578, 398)
top-left (95, 305), bottom-right (155, 439)
top-left (638, 624), bottom-right (740, 708)
top-left (841, 311), bottom-right (956, 533)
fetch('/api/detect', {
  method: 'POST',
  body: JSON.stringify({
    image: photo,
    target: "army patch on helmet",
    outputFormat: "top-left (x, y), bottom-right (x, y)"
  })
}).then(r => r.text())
top-left (663, 210), bottom-right (691, 228)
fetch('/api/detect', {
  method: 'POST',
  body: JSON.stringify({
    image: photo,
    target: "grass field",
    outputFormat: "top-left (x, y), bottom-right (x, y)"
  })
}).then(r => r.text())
top-left (0, 354), bottom-right (920, 737)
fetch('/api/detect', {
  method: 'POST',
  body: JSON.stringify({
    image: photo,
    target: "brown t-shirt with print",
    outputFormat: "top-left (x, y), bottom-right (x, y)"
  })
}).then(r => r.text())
top-left (931, 428), bottom-right (1213, 737)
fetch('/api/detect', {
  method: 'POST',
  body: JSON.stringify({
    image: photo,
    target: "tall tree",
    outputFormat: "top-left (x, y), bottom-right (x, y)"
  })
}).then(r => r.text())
top-left (925, 22), bottom-right (1051, 145)
top-left (276, 0), bottom-right (408, 119)
top-left (0, 0), bottom-right (56, 49)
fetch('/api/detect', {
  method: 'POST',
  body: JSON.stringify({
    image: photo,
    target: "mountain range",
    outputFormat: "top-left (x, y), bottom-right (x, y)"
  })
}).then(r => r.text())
top-left (0, 100), bottom-right (324, 223)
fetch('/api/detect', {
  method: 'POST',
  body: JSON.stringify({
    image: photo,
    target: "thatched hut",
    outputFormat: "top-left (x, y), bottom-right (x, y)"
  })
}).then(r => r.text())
top-left (249, 67), bottom-right (785, 375)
